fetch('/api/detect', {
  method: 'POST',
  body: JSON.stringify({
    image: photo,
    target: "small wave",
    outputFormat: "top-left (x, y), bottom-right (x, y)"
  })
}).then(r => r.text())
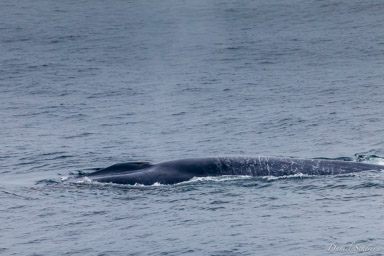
top-left (355, 154), bottom-right (384, 165)
top-left (35, 179), bottom-right (61, 185)
top-left (313, 154), bottom-right (384, 166)
top-left (350, 182), bottom-right (384, 189)
top-left (312, 156), bottom-right (354, 161)
top-left (64, 177), bottom-right (164, 188)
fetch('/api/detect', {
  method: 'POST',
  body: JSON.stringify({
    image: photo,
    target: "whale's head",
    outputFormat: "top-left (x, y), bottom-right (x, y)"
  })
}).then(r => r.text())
top-left (87, 162), bottom-right (152, 177)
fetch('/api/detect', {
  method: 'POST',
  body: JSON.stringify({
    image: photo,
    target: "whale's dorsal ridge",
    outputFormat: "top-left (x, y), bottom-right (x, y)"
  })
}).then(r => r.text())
top-left (129, 162), bottom-right (152, 166)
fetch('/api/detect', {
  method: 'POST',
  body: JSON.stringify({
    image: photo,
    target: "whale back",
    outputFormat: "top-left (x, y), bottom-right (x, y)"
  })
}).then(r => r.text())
top-left (87, 162), bottom-right (152, 177)
top-left (84, 157), bottom-right (383, 185)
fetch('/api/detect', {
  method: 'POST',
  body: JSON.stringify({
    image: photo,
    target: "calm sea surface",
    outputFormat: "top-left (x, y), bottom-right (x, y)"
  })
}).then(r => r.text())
top-left (1, 0), bottom-right (384, 255)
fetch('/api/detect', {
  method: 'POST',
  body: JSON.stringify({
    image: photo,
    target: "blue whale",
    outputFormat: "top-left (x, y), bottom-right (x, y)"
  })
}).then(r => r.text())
top-left (84, 157), bottom-right (383, 185)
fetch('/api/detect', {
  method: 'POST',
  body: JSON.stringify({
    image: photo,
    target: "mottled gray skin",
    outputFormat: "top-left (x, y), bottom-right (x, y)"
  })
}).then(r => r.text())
top-left (85, 157), bottom-right (383, 185)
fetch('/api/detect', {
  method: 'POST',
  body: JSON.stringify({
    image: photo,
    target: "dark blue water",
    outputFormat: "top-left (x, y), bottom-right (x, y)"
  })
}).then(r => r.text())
top-left (1, 0), bottom-right (384, 255)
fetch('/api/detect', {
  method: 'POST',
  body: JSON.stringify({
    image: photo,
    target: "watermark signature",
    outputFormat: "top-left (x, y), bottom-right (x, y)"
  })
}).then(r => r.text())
top-left (328, 241), bottom-right (376, 253)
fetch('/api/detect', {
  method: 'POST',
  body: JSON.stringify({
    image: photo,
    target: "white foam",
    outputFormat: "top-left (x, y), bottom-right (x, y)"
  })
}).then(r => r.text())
top-left (259, 173), bottom-right (315, 181)
top-left (179, 175), bottom-right (253, 184)
top-left (74, 177), bottom-right (92, 184)
top-left (368, 159), bottom-right (384, 166)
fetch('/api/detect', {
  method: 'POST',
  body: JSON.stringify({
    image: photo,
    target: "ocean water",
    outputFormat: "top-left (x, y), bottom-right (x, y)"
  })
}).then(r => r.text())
top-left (1, 0), bottom-right (384, 255)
